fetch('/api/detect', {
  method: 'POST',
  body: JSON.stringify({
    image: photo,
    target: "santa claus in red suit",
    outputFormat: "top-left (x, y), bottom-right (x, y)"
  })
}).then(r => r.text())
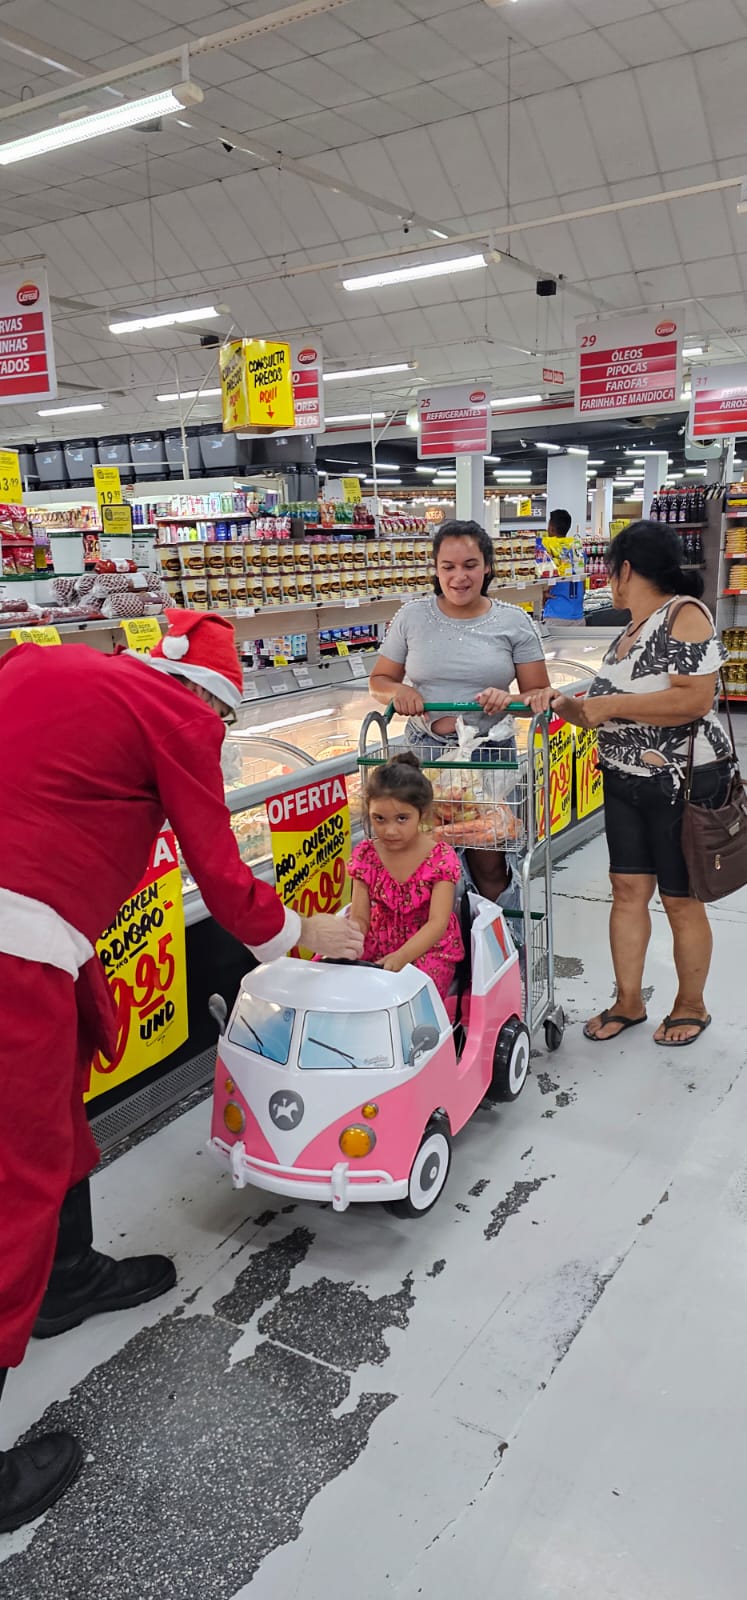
top-left (0, 609), bottom-right (363, 1532)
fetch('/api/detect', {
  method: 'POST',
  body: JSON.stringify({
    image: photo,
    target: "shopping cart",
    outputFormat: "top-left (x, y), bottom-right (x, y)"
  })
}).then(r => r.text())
top-left (358, 701), bottom-right (564, 1053)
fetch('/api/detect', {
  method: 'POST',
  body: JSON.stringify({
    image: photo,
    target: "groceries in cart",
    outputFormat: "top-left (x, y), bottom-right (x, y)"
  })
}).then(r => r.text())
top-left (208, 893), bottom-right (530, 1218)
top-left (428, 714), bottom-right (525, 850)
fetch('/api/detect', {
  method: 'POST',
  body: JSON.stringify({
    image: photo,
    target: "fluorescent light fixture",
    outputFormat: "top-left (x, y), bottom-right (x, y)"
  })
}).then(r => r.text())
top-left (324, 362), bottom-right (414, 382)
top-left (493, 471), bottom-right (532, 480)
top-left (491, 394), bottom-right (542, 409)
top-left (371, 461), bottom-right (401, 470)
top-left (586, 459), bottom-right (606, 466)
top-left (365, 476), bottom-right (401, 484)
top-left (326, 412), bottom-right (386, 424)
top-left (342, 253), bottom-right (485, 292)
top-left (110, 305), bottom-right (219, 335)
top-left (686, 467), bottom-right (707, 475)
top-left (566, 447), bottom-right (588, 457)
top-left (535, 441), bottom-right (561, 452)
top-left (157, 387), bottom-right (221, 402)
top-left (416, 466), bottom-right (437, 474)
top-left (37, 402), bottom-right (104, 416)
top-left (484, 455), bottom-right (501, 463)
top-left (0, 84), bottom-right (203, 166)
top-left (429, 228), bottom-right (450, 240)
top-left (684, 346), bottom-right (704, 357)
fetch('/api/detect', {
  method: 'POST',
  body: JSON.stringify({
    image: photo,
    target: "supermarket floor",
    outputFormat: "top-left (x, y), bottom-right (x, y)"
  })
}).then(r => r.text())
top-left (3, 823), bottom-right (747, 1600)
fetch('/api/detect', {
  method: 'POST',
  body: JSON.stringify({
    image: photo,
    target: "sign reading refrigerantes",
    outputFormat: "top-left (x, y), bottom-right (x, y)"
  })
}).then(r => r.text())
top-left (0, 260), bottom-right (57, 405)
top-left (575, 311), bottom-right (682, 420)
top-left (418, 382), bottom-right (491, 458)
top-left (85, 828), bottom-right (188, 1101)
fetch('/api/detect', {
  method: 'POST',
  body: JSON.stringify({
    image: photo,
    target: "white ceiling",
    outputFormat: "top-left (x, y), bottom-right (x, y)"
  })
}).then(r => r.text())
top-left (0, 0), bottom-right (746, 444)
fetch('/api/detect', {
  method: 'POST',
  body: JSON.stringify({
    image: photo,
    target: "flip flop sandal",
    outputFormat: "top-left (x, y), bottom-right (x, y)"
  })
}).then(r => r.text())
top-left (583, 1009), bottom-right (647, 1043)
top-left (654, 1015), bottom-right (712, 1048)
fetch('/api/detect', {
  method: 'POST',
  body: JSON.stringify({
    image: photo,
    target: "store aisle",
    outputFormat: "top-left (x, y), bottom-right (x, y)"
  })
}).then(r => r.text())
top-left (2, 833), bottom-right (747, 1600)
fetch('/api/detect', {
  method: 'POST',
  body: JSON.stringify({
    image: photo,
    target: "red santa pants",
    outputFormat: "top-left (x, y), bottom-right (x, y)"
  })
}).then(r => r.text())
top-left (0, 954), bottom-right (100, 1367)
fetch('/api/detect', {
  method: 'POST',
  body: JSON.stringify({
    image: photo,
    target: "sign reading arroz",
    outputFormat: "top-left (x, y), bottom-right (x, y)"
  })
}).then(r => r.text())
top-left (0, 260), bottom-right (57, 405)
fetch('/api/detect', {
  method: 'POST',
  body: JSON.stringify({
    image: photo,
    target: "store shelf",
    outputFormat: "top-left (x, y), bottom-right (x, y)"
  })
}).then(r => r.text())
top-left (721, 589), bottom-right (747, 597)
top-left (724, 552), bottom-right (747, 560)
top-left (652, 521), bottom-right (708, 529)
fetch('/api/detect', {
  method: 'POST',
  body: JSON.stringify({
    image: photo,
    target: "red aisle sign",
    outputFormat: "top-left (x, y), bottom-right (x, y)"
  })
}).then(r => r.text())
top-left (418, 382), bottom-right (491, 458)
top-left (690, 362), bottom-right (747, 438)
top-left (575, 312), bottom-right (682, 420)
top-left (290, 336), bottom-right (324, 433)
top-left (543, 367), bottom-right (565, 385)
top-left (0, 262), bottom-right (57, 405)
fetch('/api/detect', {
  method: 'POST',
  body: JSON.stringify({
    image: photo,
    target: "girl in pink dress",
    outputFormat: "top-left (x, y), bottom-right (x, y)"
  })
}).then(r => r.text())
top-left (348, 753), bottom-right (464, 999)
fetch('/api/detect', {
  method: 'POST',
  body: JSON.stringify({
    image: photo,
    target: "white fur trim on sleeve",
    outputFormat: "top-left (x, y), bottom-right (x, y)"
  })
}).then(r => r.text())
top-left (249, 906), bottom-right (302, 964)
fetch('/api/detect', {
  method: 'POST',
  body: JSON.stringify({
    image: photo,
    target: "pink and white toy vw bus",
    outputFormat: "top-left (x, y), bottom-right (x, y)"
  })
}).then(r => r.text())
top-left (208, 895), bottom-right (529, 1218)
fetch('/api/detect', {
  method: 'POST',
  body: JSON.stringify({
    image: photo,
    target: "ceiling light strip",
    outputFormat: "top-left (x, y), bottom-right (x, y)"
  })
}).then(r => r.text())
top-left (0, 85), bottom-right (202, 165)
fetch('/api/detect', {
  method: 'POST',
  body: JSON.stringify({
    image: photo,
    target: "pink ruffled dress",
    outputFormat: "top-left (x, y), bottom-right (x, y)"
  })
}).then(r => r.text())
top-left (347, 838), bottom-right (464, 999)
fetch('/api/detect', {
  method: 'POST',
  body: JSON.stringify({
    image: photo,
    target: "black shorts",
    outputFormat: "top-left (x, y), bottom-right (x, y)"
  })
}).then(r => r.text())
top-left (603, 760), bottom-right (734, 897)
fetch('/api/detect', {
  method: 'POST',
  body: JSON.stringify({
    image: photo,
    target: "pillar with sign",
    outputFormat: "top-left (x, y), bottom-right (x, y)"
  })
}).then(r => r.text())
top-left (643, 453), bottom-right (668, 518)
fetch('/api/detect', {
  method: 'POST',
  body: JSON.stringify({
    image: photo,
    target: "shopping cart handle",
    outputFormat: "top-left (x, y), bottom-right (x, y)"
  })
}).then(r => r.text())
top-left (385, 699), bottom-right (536, 721)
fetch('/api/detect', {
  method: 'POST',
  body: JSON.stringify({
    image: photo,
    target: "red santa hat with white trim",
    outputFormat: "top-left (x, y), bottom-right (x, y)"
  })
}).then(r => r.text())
top-left (147, 609), bottom-right (243, 709)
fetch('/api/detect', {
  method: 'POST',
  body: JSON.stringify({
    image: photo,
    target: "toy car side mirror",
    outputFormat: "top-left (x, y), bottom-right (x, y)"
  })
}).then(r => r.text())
top-left (208, 993), bottom-right (228, 1035)
top-left (408, 1023), bottom-right (440, 1065)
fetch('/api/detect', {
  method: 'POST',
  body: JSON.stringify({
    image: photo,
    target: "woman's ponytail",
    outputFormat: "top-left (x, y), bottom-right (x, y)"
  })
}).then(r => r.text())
top-left (672, 566), bottom-right (705, 599)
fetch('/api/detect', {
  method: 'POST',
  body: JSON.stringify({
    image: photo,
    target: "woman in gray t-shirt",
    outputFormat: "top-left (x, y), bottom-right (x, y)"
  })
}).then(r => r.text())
top-left (370, 519), bottom-right (552, 903)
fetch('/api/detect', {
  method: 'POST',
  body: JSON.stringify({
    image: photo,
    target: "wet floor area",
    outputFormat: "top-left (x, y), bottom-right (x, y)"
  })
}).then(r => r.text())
top-left (3, 831), bottom-right (747, 1599)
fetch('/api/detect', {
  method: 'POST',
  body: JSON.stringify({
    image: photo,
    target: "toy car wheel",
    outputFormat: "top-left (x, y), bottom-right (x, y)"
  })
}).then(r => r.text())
top-left (386, 1119), bottom-right (452, 1219)
top-left (488, 1017), bottom-right (531, 1102)
top-left (544, 1016), bottom-right (564, 1054)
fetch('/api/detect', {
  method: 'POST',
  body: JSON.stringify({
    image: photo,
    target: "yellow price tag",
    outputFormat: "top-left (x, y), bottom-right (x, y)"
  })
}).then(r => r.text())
top-left (273, 653), bottom-right (289, 668)
top-left (93, 464), bottom-right (122, 510)
top-left (101, 503), bottom-right (133, 535)
top-left (336, 641), bottom-right (350, 656)
top-left (342, 477), bottom-right (362, 505)
top-left (120, 617), bottom-right (162, 655)
top-left (11, 625), bottom-right (61, 646)
top-left (519, 497), bottom-right (533, 517)
top-left (519, 602), bottom-right (535, 613)
top-left (0, 448), bottom-right (23, 502)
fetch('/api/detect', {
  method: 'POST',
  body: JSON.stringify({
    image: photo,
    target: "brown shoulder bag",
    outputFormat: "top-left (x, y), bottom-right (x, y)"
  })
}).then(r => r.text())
top-left (681, 679), bottom-right (747, 901)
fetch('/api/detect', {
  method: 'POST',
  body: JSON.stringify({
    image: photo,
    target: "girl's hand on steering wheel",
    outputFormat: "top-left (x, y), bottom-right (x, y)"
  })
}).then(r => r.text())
top-left (475, 687), bottom-right (512, 717)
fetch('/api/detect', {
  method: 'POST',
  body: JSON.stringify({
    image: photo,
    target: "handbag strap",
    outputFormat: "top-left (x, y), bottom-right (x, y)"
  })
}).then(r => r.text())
top-left (664, 599), bottom-right (739, 796)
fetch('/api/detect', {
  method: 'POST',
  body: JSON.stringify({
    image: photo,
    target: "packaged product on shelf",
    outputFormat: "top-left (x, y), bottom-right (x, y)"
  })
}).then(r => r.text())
top-left (263, 542), bottom-right (280, 571)
top-left (163, 577), bottom-right (184, 607)
top-left (205, 544), bottom-right (226, 576)
top-left (297, 572), bottom-right (314, 604)
top-left (281, 575), bottom-right (298, 605)
top-left (178, 542), bottom-right (206, 576)
top-left (294, 542), bottom-right (312, 572)
top-left (280, 543), bottom-right (296, 573)
top-left (228, 575), bottom-right (249, 607)
top-left (263, 575), bottom-right (281, 606)
top-left (157, 547), bottom-right (183, 579)
top-left (224, 542), bottom-right (245, 575)
top-left (182, 575), bottom-right (209, 608)
top-left (208, 575), bottom-right (231, 610)
top-left (248, 577), bottom-right (264, 607)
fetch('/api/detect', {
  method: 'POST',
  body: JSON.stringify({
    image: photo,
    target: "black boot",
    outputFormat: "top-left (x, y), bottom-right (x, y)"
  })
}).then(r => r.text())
top-left (32, 1177), bottom-right (176, 1339)
top-left (0, 1369), bottom-right (83, 1534)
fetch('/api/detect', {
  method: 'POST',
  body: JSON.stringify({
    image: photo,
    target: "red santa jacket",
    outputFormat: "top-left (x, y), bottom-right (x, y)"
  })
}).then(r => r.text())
top-left (0, 643), bottom-right (292, 954)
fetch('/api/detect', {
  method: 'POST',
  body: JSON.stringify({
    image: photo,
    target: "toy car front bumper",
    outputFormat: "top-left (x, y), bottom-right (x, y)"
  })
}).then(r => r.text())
top-left (208, 1137), bottom-right (408, 1212)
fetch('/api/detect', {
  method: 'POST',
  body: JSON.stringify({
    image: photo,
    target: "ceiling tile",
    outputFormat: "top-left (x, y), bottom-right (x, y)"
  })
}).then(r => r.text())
top-left (578, 74), bottom-right (657, 183)
top-left (635, 57), bottom-right (713, 168)
top-left (668, 0), bottom-right (746, 48)
top-left (316, 39), bottom-right (420, 95)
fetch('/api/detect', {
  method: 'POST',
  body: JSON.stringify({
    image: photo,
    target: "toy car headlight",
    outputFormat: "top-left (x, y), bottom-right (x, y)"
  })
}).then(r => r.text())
top-left (339, 1125), bottom-right (376, 1159)
top-left (224, 1101), bottom-right (246, 1135)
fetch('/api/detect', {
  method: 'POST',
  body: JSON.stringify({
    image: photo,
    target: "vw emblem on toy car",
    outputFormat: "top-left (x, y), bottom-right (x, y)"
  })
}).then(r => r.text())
top-left (269, 1089), bottom-right (305, 1130)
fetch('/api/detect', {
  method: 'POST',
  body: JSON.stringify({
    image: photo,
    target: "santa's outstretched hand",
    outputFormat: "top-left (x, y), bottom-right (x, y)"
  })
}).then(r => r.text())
top-left (300, 915), bottom-right (364, 961)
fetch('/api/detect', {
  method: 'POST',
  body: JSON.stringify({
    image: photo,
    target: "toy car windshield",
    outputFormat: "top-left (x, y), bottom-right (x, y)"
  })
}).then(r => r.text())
top-left (298, 1010), bottom-right (394, 1072)
top-left (228, 997), bottom-right (296, 1064)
